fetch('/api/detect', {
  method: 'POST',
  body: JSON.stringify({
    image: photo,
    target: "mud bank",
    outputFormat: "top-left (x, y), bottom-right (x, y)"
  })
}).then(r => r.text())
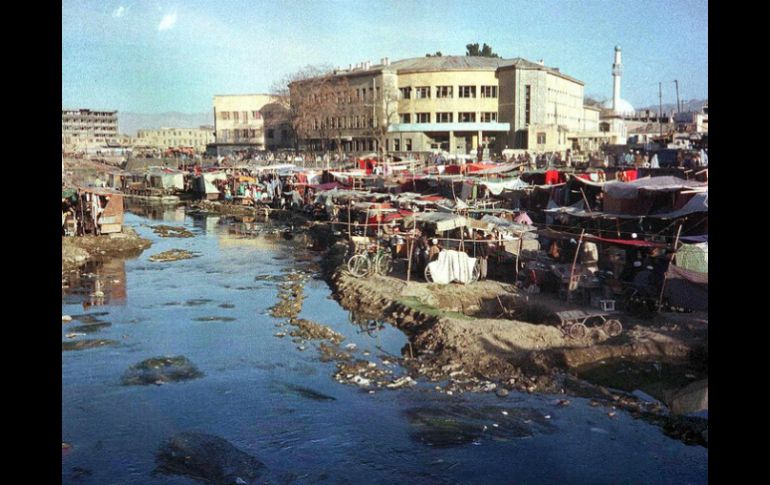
top-left (62, 227), bottom-right (152, 271)
top-left (318, 238), bottom-right (708, 445)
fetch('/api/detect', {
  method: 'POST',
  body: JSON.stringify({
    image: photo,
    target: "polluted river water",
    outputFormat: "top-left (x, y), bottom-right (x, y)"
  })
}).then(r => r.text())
top-left (62, 208), bottom-right (707, 484)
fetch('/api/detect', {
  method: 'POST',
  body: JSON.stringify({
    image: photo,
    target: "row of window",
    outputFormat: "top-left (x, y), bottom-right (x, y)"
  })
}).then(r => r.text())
top-left (218, 111), bottom-right (263, 121)
top-left (386, 138), bottom-right (412, 151)
top-left (399, 112), bottom-right (498, 123)
top-left (399, 85), bottom-right (497, 99)
top-left (218, 129), bottom-right (260, 140)
top-left (311, 111), bottom-right (499, 130)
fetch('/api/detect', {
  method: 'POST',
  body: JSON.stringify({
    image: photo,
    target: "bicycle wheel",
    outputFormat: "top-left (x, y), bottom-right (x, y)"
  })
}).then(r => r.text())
top-left (375, 253), bottom-right (393, 275)
top-left (347, 254), bottom-right (371, 277)
top-left (568, 323), bottom-right (587, 340)
top-left (424, 265), bottom-right (433, 282)
top-left (603, 319), bottom-right (623, 337)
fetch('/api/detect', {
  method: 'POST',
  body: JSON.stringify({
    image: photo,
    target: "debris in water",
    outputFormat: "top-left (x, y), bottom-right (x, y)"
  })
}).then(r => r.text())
top-left (149, 249), bottom-right (199, 262)
top-left (122, 356), bottom-right (203, 386)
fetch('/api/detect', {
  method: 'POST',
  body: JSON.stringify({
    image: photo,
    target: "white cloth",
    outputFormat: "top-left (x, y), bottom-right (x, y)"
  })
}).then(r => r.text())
top-left (427, 250), bottom-right (477, 284)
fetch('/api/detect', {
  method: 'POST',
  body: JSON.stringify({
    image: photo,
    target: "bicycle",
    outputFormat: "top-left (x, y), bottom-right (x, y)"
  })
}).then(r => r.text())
top-left (347, 243), bottom-right (393, 278)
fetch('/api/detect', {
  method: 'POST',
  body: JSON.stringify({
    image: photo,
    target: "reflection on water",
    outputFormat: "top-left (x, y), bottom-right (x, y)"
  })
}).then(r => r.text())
top-left (124, 201), bottom-right (186, 222)
top-left (63, 258), bottom-right (127, 308)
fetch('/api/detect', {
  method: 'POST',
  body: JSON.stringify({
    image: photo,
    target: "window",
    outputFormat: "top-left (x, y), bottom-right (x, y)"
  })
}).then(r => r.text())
top-left (436, 86), bottom-right (453, 98)
top-left (242, 111), bottom-right (248, 121)
top-left (436, 112), bottom-right (453, 123)
top-left (481, 112), bottom-right (497, 122)
top-left (525, 85), bottom-right (531, 125)
top-left (220, 111), bottom-right (230, 120)
top-left (399, 87), bottom-right (412, 99)
top-left (481, 86), bottom-right (498, 98)
top-left (405, 138), bottom-right (412, 151)
top-left (459, 112), bottom-right (475, 123)
top-left (459, 86), bottom-right (476, 98)
top-left (415, 86), bottom-right (430, 99)
top-left (233, 111), bottom-right (239, 122)
top-left (537, 132), bottom-right (546, 144)
top-left (416, 112), bottom-right (430, 123)
top-left (399, 113), bottom-right (411, 124)
top-left (252, 111), bottom-right (260, 119)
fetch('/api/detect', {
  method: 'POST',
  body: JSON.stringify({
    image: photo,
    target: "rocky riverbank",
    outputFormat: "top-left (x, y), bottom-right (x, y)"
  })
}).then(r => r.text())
top-left (62, 227), bottom-right (152, 271)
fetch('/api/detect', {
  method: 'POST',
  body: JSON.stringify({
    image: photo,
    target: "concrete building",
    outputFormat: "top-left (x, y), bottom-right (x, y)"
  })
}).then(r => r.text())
top-left (289, 55), bottom-right (600, 155)
top-left (211, 94), bottom-right (291, 155)
top-left (134, 126), bottom-right (215, 153)
top-left (62, 108), bottom-right (121, 153)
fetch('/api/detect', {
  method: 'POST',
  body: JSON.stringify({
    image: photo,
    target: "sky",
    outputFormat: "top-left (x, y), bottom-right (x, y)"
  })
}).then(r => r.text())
top-left (62, 0), bottom-right (708, 113)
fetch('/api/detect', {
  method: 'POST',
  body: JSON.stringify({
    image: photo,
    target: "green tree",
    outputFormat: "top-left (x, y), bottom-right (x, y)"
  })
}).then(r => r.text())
top-left (466, 43), bottom-right (500, 58)
top-left (425, 51), bottom-right (443, 57)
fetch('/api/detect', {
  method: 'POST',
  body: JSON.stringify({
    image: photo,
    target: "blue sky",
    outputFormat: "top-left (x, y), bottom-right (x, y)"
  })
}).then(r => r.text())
top-left (62, 0), bottom-right (708, 113)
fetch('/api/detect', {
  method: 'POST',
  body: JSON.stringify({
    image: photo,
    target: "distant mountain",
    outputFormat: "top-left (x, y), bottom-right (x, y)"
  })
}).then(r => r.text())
top-left (635, 99), bottom-right (707, 114)
top-left (119, 112), bottom-right (214, 136)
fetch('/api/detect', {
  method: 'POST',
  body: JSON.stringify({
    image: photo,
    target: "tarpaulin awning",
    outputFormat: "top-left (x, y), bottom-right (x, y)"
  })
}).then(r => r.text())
top-left (479, 178), bottom-right (530, 195)
top-left (664, 264), bottom-right (708, 311)
top-left (604, 176), bottom-right (708, 199)
top-left (413, 212), bottom-right (467, 232)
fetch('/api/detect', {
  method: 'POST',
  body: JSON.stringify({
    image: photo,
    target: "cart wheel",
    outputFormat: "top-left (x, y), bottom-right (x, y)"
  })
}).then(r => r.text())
top-left (375, 253), bottom-right (393, 275)
top-left (424, 265), bottom-right (433, 283)
top-left (347, 254), bottom-right (370, 278)
top-left (568, 323), bottom-right (588, 340)
top-left (603, 319), bottom-right (623, 337)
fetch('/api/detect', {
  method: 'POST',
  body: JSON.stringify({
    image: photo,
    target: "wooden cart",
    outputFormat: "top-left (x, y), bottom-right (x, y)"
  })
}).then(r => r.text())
top-left (555, 309), bottom-right (623, 340)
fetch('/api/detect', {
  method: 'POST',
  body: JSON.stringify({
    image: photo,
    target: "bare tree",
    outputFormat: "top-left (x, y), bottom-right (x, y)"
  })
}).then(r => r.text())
top-left (363, 83), bottom-right (399, 160)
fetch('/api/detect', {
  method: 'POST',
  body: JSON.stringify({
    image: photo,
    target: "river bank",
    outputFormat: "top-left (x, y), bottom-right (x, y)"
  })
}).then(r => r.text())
top-left (62, 227), bottom-right (152, 272)
top-left (313, 232), bottom-right (708, 446)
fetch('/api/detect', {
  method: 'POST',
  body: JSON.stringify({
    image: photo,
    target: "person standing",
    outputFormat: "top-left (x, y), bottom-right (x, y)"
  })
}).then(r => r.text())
top-left (476, 233), bottom-right (489, 280)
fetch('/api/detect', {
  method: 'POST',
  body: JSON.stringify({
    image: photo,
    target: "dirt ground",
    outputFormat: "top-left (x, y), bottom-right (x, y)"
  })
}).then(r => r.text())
top-left (327, 246), bottom-right (707, 392)
top-left (62, 227), bottom-right (152, 271)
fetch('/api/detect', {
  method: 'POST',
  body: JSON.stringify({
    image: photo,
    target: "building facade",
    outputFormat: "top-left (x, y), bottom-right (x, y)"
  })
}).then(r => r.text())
top-left (289, 56), bottom-right (600, 155)
top-left (212, 94), bottom-right (291, 155)
top-left (134, 126), bottom-right (215, 153)
top-left (62, 108), bottom-right (121, 152)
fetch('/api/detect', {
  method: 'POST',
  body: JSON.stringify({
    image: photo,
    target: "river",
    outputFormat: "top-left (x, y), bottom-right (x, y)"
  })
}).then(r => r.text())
top-left (62, 208), bottom-right (707, 484)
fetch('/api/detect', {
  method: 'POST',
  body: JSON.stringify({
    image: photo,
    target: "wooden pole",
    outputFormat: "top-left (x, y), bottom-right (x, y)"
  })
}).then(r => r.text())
top-left (515, 235), bottom-right (522, 280)
top-left (657, 223), bottom-right (683, 309)
top-left (580, 188), bottom-right (593, 213)
top-left (567, 229), bottom-right (586, 300)
top-left (347, 200), bottom-right (352, 241)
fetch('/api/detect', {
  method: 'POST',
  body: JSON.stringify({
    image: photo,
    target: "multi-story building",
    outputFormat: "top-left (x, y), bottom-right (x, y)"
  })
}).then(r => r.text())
top-left (134, 126), bottom-right (215, 153)
top-left (211, 94), bottom-right (292, 155)
top-left (288, 56), bottom-right (600, 155)
top-left (62, 108), bottom-right (121, 152)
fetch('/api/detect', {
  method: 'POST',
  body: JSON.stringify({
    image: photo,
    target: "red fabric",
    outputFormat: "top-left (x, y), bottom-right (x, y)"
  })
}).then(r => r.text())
top-left (418, 195), bottom-right (444, 201)
top-left (576, 173), bottom-right (591, 180)
top-left (583, 235), bottom-right (667, 248)
top-left (545, 170), bottom-right (561, 185)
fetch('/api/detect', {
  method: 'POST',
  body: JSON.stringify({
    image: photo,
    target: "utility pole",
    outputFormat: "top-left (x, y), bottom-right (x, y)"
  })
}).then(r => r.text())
top-left (674, 80), bottom-right (681, 114)
top-left (659, 82), bottom-right (663, 138)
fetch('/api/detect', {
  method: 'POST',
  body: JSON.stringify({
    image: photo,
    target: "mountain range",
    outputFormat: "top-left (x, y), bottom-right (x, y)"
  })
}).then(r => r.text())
top-left (119, 112), bottom-right (214, 136)
top-left (630, 99), bottom-right (707, 114)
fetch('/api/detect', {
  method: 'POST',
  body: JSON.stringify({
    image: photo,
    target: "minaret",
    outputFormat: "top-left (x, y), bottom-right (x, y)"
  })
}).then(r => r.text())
top-left (612, 45), bottom-right (622, 114)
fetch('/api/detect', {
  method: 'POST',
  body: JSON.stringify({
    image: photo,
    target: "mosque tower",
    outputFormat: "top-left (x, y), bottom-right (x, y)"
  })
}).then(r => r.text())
top-left (605, 45), bottom-right (634, 116)
top-left (612, 46), bottom-right (622, 114)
